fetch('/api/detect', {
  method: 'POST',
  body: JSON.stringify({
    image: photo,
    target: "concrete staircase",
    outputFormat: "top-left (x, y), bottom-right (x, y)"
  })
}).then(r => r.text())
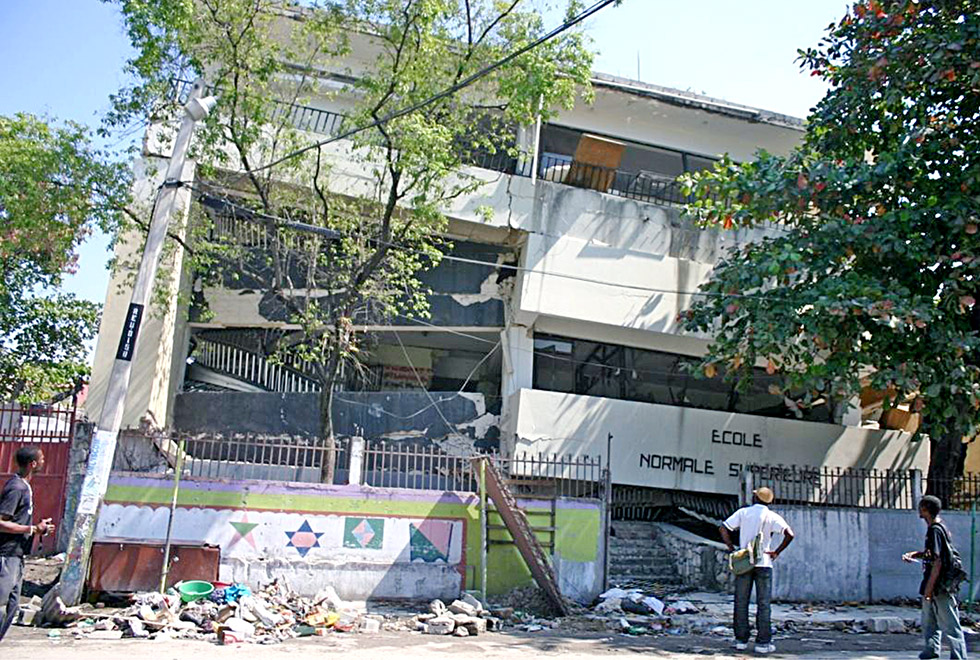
top-left (608, 521), bottom-right (683, 591)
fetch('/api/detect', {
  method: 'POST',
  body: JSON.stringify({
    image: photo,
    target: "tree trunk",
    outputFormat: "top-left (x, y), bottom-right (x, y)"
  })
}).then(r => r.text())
top-left (925, 430), bottom-right (967, 508)
top-left (318, 355), bottom-right (343, 484)
top-left (319, 385), bottom-right (337, 484)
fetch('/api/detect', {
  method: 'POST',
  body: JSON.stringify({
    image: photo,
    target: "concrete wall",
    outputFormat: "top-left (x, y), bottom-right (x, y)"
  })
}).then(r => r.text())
top-left (95, 473), bottom-right (604, 602)
top-left (172, 391), bottom-right (499, 448)
top-left (770, 507), bottom-right (975, 603)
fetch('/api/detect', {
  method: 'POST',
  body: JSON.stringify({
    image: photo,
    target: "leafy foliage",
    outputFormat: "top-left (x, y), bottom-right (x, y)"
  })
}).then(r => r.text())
top-left (0, 114), bottom-right (131, 401)
top-left (107, 0), bottom-right (594, 474)
top-left (680, 1), bottom-right (980, 477)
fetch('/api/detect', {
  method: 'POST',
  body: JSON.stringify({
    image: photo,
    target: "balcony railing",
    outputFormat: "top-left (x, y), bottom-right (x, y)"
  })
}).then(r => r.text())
top-left (173, 78), bottom-right (688, 208)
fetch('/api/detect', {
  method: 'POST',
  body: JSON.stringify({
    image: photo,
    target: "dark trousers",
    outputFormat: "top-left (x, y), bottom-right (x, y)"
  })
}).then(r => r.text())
top-left (0, 555), bottom-right (23, 642)
top-left (734, 566), bottom-right (773, 645)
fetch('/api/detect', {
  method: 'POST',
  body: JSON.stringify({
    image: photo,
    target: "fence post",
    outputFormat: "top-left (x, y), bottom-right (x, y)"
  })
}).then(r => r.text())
top-left (741, 468), bottom-right (754, 507)
top-left (912, 469), bottom-right (923, 508)
top-left (348, 436), bottom-right (365, 486)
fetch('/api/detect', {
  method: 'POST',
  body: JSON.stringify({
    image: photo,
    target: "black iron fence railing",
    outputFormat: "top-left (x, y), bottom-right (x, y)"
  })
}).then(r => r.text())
top-left (114, 427), bottom-right (608, 499)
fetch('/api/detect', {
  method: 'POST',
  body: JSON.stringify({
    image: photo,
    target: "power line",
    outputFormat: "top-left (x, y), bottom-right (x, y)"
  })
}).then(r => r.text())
top-left (234, 0), bottom-right (620, 177)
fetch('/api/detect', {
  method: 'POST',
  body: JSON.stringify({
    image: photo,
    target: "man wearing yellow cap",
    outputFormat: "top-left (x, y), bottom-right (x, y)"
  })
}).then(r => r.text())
top-left (719, 486), bottom-right (795, 655)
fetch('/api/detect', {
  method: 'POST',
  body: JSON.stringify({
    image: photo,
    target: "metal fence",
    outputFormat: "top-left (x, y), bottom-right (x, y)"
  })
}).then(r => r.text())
top-left (747, 464), bottom-right (922, 510)
top-left (115, 430), bottom-right (351, 485)
top-left (115, 428), bottom-right (606, 499)
top-left (925, 473), bottom-right (980, 511)
top-left (360, 441), bottom-right (484, 491)
top-left (0, 400), bottom-right (78, 443)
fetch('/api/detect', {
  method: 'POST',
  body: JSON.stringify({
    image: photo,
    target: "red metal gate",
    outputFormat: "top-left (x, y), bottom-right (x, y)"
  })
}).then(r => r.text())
top-left (0, 397), bottom-right (77, 554)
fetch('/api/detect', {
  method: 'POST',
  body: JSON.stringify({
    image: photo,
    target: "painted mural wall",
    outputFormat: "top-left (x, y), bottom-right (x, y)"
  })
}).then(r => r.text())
top-left (95, 474), bottom-right (603, 602)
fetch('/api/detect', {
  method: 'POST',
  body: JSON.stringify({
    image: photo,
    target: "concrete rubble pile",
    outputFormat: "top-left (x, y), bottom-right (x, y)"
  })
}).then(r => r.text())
top-left (17, 580), bottom-right (403, 644)
top-left (586, 587), bottom-right (709, 636)
top-left (417, 593), bottom-right (504, 637)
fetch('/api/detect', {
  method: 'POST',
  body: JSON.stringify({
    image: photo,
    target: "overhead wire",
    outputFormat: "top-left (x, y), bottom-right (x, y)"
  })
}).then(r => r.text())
top-left (392, 330), bottom-right (462, 435)
top-left (332, 341), bottom-right (501, 419)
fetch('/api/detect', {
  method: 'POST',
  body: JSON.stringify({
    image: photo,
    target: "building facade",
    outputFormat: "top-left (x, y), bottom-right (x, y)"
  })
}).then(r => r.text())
top-left (84, 32), bottom-right (927, 504)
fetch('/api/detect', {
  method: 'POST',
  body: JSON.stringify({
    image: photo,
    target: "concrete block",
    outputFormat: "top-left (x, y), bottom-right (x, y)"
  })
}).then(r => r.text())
top-left (870, 617), bottom-right (906, 634)
top-left (360, 618), bottom-right (381, 633)
top-left (425, 617), bottom-right (455, 635)
top-left (461, 593), bottom-right (484, 613)
top-left (429, 599), bottom-right (447, 616)
top-left (453, 626), bottom-right (470, 637)
top-left (448, 600), bottom-right (478, 617)
top-left (455, 616), bottom-right (486, 636)
top-left (485, 616), bottom-right (502, 632)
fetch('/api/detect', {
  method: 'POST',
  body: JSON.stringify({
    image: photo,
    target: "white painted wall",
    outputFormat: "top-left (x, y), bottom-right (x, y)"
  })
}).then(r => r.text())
top-left (508, 388), bottom-right (929, 495)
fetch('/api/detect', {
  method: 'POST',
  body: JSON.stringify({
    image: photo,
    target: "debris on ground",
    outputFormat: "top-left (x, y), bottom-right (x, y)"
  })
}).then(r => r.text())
top-left (416, 594), bottom-right (500, 637)
top-left (17, 579), bottom-right (403, 644)
top-left (17, 576), bottom-right (927, 645)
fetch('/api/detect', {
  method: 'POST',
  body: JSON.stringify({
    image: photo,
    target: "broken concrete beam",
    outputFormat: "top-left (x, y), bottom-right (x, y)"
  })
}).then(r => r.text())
top-left (425, 617), bottom-right (455, 635)
top-left (448, 600), bottom-right (479, 617)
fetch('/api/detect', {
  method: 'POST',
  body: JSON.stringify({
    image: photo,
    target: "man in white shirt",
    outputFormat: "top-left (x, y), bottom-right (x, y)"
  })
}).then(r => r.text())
top-left (720, 486), bottom-right (795, 655)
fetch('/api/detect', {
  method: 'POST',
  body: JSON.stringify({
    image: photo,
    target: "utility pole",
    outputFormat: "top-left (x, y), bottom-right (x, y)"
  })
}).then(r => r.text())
top-left (58, 81), bottom-right (216, 605)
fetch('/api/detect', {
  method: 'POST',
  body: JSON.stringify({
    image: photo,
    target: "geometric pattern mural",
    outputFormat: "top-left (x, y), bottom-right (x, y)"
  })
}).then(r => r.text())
top-left (409, 519), bottom-right (454, 563)
top-left (285, 519), bottom-right (323, 557)
top-left (343, 517), bottom-right (384, 550)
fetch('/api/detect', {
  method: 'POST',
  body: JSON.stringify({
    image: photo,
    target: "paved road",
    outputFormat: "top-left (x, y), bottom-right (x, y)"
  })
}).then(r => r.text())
top-left (3, 625), bottom-right (930, 659)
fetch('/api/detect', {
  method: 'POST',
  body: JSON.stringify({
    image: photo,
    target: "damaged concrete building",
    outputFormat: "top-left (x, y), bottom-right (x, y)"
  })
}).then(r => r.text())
top-left (82, 17), bottom-right (927, 596)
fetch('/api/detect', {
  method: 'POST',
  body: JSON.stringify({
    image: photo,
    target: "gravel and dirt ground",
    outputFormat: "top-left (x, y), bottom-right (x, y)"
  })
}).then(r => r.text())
top-left (2, 622), bottom-right (929, 659)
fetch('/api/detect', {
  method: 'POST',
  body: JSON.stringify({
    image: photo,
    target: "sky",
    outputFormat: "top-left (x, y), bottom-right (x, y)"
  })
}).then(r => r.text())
top-left (0, 0), bottom-right (845, 328)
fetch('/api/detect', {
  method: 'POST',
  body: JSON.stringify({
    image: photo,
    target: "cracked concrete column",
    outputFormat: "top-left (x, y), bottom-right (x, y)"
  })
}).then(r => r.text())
top-left (499, 324), bottom-right (534, 454)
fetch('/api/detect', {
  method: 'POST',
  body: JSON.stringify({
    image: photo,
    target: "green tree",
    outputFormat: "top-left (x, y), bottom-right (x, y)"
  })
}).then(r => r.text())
top-left (0, 114), bottom-right (131, 402)
top-left (107, 0), bottom-right (594, 479)
top-left (680, 0), bottom-right (980, 498)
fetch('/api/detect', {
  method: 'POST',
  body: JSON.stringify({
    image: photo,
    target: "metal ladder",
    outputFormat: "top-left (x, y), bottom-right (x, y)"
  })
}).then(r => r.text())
top-left (473, 457), bottom-right (568, 616)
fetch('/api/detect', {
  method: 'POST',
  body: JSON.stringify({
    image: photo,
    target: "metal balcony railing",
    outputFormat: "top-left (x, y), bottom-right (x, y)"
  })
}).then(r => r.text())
top-left (172, 79), bottom-right (688, 208)
top-left (192, 337), bottom-right (321, 393)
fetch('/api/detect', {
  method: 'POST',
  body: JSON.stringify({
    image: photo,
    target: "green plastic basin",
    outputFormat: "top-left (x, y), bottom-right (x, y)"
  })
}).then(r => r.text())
top-left (177, 580), bottom-right (215, 603)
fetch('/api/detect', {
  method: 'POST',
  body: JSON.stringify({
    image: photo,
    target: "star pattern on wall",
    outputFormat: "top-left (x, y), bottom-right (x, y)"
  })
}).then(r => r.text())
top-left (228, 512), bottom-right (259, 549)
top-left (285, 519), bottom-right (323, 557)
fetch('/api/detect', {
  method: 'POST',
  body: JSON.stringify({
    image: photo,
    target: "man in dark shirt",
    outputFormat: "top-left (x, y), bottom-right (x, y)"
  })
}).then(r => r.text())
top-left (903, 495), bottom-right (968, 660)
top-left (0, 446), bottom-right (54, 642)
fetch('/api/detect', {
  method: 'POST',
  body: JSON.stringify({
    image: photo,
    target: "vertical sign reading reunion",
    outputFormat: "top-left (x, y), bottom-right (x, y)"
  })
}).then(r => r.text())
top-left (115, 303), bottom-right (144, 361)
top-left (510, 389), bottom-right (928, 495)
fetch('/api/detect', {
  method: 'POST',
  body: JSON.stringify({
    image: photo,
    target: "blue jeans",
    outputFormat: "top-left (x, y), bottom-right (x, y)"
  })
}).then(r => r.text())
top-left (0, 555), bottom-right (23, 642)
top-left (734, 567), bottom-right (772, 645)
top-left (922, 592), bottom-right (968, 659)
